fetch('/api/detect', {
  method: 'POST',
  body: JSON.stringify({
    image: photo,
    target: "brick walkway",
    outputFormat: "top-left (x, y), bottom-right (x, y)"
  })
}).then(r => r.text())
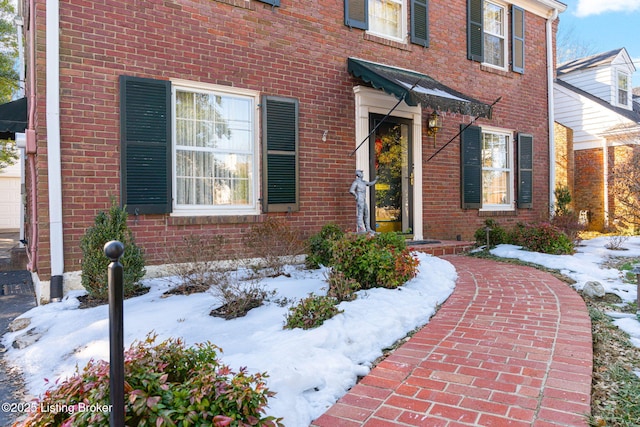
top-left (311, 255), bottom-right (592, 426)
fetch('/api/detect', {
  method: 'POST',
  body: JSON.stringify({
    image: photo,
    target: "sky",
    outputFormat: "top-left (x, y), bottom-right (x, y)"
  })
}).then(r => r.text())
top-left (3, 237), bottom-right (640, 426)
top-left (558, 0), bottom-right (640, 86)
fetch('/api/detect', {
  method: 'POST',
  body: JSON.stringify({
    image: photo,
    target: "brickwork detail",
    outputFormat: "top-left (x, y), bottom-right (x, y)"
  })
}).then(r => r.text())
top-left (27, 0), bottom-right (556, 277)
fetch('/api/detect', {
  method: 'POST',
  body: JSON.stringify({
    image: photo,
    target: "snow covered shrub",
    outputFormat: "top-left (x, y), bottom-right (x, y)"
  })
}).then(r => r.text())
top-left (80, 200), bottom-right (146, 301)
top-left (16, 335), bottom-right (282, 427)
top-left (509, 222), bottom-right (574, 255)
top-left (473, 218), bottom-right (508, 248)
top-left (330, 232), bottom-right (418, 289)
top-left (242, 217), bottom-right (306, 277)
top-left (305, 223), bottom-right (344, 269)
top-left (284, 294), bottom-right (342, 330)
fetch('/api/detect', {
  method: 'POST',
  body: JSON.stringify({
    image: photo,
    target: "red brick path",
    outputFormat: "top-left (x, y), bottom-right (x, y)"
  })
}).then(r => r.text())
top-left (311, 256), bottom-right (592, 426)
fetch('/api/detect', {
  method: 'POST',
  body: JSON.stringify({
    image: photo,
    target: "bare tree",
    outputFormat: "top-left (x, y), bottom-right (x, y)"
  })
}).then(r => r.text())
top-left (609, 146), bottom-right (640, 234)
top-left (556, 23), bottom-right (597, 65)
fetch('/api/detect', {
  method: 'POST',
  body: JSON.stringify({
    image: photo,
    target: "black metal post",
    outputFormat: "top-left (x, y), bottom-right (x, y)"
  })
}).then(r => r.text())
top-left (104, 240), bottom-right (125, 427)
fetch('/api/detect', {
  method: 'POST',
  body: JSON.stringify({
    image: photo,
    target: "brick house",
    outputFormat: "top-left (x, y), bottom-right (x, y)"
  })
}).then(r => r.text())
top-left (554, 48), bottom-right (640, 231)
top-left (17, 0), bottom-right (565, 301)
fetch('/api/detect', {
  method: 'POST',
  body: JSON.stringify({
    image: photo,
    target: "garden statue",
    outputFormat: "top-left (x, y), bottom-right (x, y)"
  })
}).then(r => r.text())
top-left (350, 169), bottom-right (378, 233)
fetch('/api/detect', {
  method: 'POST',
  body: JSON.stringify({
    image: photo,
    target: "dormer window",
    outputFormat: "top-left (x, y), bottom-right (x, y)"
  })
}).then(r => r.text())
top-left (617, 71), bottom-right (630, 107)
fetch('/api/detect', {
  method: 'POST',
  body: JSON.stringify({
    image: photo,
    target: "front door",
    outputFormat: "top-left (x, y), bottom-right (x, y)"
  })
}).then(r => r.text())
top-left (369, 114), bottom-right (413, 234)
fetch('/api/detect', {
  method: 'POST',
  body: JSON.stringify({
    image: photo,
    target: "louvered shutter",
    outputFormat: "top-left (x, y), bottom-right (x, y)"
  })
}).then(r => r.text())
top-left (345, 0), bottom-right (368, 30)
top-left (120, 76), bottom-right (172, 215)
top-left (512, 6), bottom-right (525, 74)
top-left (262, 96), bottom-right (299, 213)
top-left (411, 0), bottom-right (429, 47)
top-left (467, 0), bottom-right (483, 62)
top-left (461, 125), bottom-right (482, 209)
top-left (517, 133), bottom-right (533, 208)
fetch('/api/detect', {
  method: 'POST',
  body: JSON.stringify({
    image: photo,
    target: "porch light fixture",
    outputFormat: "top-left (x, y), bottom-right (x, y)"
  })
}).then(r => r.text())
top-left (426, 111), bottom-right (442, 147)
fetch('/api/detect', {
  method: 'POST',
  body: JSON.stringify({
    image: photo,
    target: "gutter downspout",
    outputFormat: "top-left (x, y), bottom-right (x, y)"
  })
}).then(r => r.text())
top-left (25, 0), bottom-right (38, 275)
top-left (46, 0), bottom-right (64, 301)
top-left (546, 8), bottom-right (559, 215)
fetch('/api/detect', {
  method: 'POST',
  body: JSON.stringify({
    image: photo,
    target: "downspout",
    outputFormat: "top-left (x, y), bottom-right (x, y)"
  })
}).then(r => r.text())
top-left (546, 8), bottom-right (559, 215)
top-left (46, 0), bottom-right (64, 301)
top-left (25, 0), bottom-right (38, 274)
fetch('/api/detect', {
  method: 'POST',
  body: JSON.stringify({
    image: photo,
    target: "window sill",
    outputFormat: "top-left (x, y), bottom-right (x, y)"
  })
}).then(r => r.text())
top-left (167, 214), bottom-right (264, 226)
top-left (480, 64), bottom-right (513, 79)
top-left (478, 210), bottom-right (517, 217)
top-left (363, 33), bottom-right (411, 51)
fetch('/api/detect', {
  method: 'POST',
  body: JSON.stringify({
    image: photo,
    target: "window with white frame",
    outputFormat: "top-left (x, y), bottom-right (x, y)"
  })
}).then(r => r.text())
top-left (369, 0), bottom-right (405, 41)
top-left (617, 71), bottom-right (630, 107)
top-left (483, 1), bottom-right (507, 69)
top-left (481, 129), bottom-right (512, 208)
top-left (173, 85), bottom-right (258, 214)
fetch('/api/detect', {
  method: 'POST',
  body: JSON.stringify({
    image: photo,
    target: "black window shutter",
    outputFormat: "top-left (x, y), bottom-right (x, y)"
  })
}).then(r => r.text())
top-left (467, 0), bottom-right (483, 62)
top-left (120, 75), bottom-right (172, 215)
top-left (410, 0), bottom-right (429, 47)
top-left (461, 124), bottom-right (482, 209)
top-left (345, 0), bottom-right (368, 30)
top-left (512, 5), bottom-right (525, 74)
top-left (256, 0), bottom-right (280, 6)
top-left (262, 96), bottom-right (299, 213)
top-left (517, 133), bottom-right (533, 208)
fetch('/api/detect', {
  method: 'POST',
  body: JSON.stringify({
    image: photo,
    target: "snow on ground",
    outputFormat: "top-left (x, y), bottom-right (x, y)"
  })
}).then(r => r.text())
top-left (3, 236), bottom-right (640, 425)
top-left (1, 253), bottom-right (456, 426)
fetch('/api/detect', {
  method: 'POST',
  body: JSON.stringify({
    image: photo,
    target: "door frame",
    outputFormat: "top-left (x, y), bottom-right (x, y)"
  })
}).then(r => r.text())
top-left (352, 86), bottom-right (423, 240)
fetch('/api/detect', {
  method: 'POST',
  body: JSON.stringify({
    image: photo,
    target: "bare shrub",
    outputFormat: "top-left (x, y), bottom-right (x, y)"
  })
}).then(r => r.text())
top-left (242, 217), bottom-right (306, 277)
top-left (610, 148), bottom-right (640, 234)
top-left (209, 280), bottom-right (275, 320)
top-left (165, 234), bottom-right (230, 295)
top-left (605, 235), bottom-right (629, 251)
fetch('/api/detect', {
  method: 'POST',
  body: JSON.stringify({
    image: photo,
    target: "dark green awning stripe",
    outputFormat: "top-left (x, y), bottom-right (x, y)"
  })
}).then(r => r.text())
top-left (348, 58), bottom-right (492, 117)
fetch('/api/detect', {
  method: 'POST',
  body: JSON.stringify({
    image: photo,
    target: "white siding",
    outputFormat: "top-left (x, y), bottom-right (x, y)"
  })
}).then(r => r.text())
top-left (560, 66), bottom-right (613, 104)
top-left (554, 83), bottom-right (636, 150)
top-left (0, 160), bottom-right (22, 231)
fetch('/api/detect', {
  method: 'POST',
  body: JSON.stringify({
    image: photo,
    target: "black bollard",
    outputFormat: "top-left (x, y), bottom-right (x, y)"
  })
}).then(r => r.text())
top-left (104, 240), bottom-right (125, 427)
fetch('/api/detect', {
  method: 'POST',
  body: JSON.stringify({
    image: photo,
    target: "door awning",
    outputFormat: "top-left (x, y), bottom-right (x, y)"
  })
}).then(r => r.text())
top-left (348, 58), bottom-right (493, 118)
top-left (0, 97), bottom-right (27, 139)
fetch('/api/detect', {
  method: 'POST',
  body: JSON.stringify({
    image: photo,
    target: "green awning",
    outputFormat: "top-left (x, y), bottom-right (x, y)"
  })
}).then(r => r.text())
top-left (0, 97), bottom-right (27, 139)
top-left (348, 58), bottom-right (493, 118)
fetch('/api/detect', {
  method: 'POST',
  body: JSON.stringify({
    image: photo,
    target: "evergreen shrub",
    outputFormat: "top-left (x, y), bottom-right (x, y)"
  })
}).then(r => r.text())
top-left (330, 232), bottom-right (418, 289)
top-left (80, 201), bottom-right (146, 301)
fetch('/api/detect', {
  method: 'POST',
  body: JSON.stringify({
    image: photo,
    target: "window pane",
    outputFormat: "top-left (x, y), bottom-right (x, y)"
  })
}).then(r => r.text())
top-left (482, 133), bottom-right (508, 168)
top-left (482, 131), bottom-right (511, 206)
top-left (483, 2), bottom-right (505, 67)
top-left (484, 3), bottom-right (504, 35)
top-left (483, 170), bottom-right (508, 204)
top-left (369, 0), bottom-right (402, 39)
top-left (175, 89), bottom-right (255, 209)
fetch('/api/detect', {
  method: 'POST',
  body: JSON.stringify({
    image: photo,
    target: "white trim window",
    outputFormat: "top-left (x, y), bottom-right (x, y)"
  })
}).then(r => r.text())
top-left (617, 71), bottom-right (630, 107)
top-left (483, 0), bottom-right (507, 69)
top-left (172, 83), bottom-right (259, 215)
top-left (369, 0), bottom-right (406, 41)
top-left (481, 129), bottom-right (513, 209)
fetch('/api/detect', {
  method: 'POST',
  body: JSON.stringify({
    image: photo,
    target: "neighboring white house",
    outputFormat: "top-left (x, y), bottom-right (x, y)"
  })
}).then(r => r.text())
top-left (554, 48), bottom-right (640, 231)
top-left (0, 147), bottom-right (22, 232)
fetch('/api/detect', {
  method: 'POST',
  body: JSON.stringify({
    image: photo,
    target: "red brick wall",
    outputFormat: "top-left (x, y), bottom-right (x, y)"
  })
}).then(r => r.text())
top-left (28, 0), bottom-right (555, 277)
